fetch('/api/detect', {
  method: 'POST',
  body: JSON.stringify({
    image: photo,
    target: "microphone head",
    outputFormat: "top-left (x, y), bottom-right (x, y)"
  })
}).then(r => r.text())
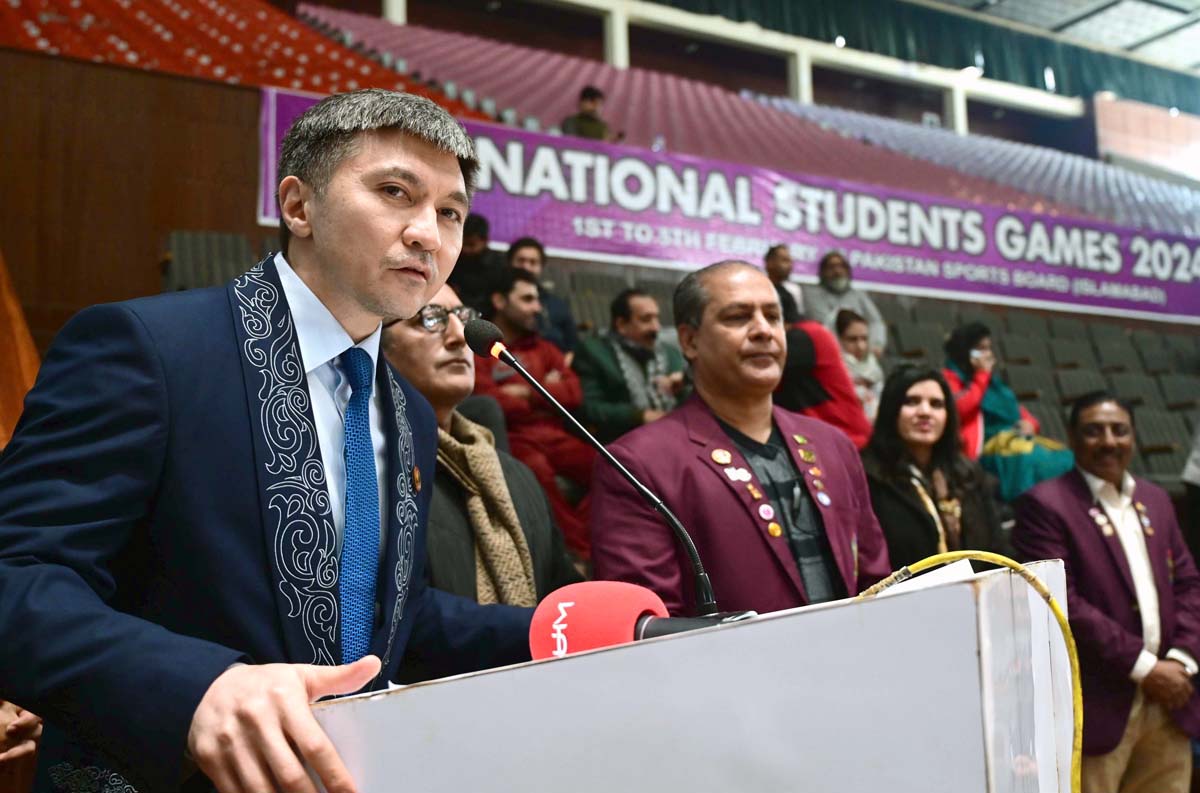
top-left (529, 581), bottom-right (669, 661)
top-left (464, 318), bottom-right (505, 358)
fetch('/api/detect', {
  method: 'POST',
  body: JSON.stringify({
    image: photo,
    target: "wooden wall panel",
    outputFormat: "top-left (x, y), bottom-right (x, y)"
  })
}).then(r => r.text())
top-left (0, 49), bottom-right (269, 352)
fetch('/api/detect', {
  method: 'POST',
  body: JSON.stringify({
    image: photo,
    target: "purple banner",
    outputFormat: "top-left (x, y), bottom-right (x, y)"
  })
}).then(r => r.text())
top-left (259, 88), bottom-right (1200, 324)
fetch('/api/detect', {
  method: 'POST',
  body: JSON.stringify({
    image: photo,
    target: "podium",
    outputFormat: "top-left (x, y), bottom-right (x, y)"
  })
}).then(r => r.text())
top-left (315, 560), bottom-right (1073, 793)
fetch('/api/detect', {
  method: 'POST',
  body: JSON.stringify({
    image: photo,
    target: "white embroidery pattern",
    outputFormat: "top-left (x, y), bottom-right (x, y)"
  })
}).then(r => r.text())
top-left (378, 370), bottom-right (419, 675)
top-left (234, 264), bottom-right (339, 665)
top-left (48, 763), bottom-right (138, 793)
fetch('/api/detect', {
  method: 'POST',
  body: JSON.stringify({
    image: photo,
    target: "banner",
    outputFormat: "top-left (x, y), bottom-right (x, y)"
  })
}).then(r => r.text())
top-left (259, 88), bottom-right (1200, 324)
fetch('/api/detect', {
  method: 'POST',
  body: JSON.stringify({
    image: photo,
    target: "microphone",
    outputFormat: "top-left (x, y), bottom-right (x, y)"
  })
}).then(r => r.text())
top-left (464, 318), bottom-right (720, 616)
top-left (529, 582), bottom-right (756, 660)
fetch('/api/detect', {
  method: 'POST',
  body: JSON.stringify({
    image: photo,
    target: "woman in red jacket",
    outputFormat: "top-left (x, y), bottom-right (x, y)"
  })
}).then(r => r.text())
top-left (943, 322), bottom-right (1073, 500)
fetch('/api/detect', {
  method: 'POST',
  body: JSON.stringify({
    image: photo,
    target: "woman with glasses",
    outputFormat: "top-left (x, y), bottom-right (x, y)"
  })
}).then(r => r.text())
top-left (860, 366), bottom-right (1006, 568)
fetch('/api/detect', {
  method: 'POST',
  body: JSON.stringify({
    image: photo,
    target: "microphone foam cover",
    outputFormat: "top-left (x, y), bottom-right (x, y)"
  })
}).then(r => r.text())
top-left (464, 318), bottom-right (505, 358)
top-left (529, 581), bottom-right (669, 661)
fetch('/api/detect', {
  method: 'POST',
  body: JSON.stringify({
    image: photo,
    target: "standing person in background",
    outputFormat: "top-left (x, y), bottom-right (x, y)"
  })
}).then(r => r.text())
top-left (507, 236), bottom-right (578, 363)
top-left (801, 250), bottom-right (887, 356)
top-left (943, 322), bottom-right (1073, 501)
top-left (474, 268), bottom-right (596, 558)
top-left (561, 85), bottom-right (621, 142)
top-left (1013, 392), bottom-right (1200, 793)
top-left (861, 367), bottom-right (1005, 568)
top-left (573, 288), bottom-right (686, 444)
top-left (763, 244), bottom-right (803, 325)
top-left (836, 309), bottom-right (884, 422)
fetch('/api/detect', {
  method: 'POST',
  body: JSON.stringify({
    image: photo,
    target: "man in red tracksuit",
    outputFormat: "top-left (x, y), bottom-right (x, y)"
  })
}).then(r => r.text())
top-left (474, 267), bottom-right (595, 557)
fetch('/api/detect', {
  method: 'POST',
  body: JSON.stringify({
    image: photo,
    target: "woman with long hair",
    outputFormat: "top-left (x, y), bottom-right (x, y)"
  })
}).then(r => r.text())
top-left (943, 322), bottom-right (1073, 501)
top-left (861, 366), bottom-right (1005, 567)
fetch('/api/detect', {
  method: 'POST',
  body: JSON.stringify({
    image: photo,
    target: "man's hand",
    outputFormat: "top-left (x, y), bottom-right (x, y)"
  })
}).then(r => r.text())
top-left (188, 655), bottom-right (380, 793)
top-left (971, 349), bottom-right (996, 374)
top-left (641, 409), bottom-right (666, 424)
top-left (1142, 660), bottom-right (1194, 710)
top-left (654, 372), bottom-right (685, 396)
top-left (1014, 418), bottom-right (1036, 437)
top-left (544, 370), bottom-right (563, 384)
top-left (0, 700), bottom-right (41, 763)
top-left (499, 382), bottom-right (532, 399)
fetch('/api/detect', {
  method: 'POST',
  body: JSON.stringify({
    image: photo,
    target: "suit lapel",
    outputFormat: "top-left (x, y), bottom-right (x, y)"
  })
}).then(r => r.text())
top-left (1067, 470), bottom-right (1137, 599)
top-left (371, 366), bottom-right (420, 680)
top-left (229, 256), bottom-right (340, 666)
top-left (683, 401), bottom-right (807, 601)
top-left (776, 409), bottom-right (855, 592)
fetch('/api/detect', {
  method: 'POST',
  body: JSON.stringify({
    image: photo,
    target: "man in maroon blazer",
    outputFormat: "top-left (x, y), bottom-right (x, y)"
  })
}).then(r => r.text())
top-left (1013, 391), bottom-right (1200, 793)
top-left (590, 261), bottom-right (890, 616)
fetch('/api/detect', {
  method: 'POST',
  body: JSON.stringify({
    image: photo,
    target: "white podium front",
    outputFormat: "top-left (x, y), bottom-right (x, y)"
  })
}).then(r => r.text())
top-left (314, 560), bottom-right (1073, 793)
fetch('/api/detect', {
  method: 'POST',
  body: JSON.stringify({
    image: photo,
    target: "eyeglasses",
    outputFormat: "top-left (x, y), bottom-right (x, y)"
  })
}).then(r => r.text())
top-left (413, 304), bottom-right (479, 334)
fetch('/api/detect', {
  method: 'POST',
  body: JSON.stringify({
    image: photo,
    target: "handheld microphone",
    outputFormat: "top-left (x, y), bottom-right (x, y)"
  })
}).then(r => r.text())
top-left (464, 318), bottom-right (719, 616)
top-left (529, 582), bottom-right (757, 660)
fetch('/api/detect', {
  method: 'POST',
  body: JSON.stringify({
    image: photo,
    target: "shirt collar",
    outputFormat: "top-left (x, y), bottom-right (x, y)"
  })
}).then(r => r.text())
top-left (1079, 466), bottom-right (1136, 502)
top-left (274, 252), bottom-right (381, 376)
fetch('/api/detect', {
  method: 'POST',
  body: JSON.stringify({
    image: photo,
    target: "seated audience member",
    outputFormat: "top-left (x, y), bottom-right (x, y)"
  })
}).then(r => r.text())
top-left (836, 309), bottom-right (884, 422)
top-left (775, 320), bottom-right (872, 449)
top-left (474, 268), bottom-right (596, 557)
top-left (763, 244), bottom-right (803, 324)
top-left (561, 85), bottom-right (618, 142)
top-left (448, 213), bottom-right (507, 313)
top-left (801, 250), bottom-right (887, 355)
top-left (943, 322), bottom-right (1073, 500)
top-left (590, 261), bottom-right (890, 616)
top-left (861, 367), bottom-right (1005, 568)
top-left (1013, 392), bottom-right (1200, 793)
top-left (572, 288), bottom-right (686, 444)
top-left (507, 236), bottom-right (578, 361)
top-left (382, 284), bottom-right (584, 610)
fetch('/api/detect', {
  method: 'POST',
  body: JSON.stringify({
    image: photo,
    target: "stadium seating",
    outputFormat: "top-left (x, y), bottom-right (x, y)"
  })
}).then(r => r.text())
top-left (754, 96), bottom-right (1200, 238)
top-left (0, 0), bottom-right (480, 117)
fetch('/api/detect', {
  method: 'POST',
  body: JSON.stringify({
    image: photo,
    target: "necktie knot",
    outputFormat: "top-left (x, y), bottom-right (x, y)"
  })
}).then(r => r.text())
top-left (340, 347), bottom-right (374, 396)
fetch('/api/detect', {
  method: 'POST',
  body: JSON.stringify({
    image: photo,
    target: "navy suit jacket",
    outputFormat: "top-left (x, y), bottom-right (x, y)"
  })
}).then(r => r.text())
top-left (0, 258), bottom-right (531, 792)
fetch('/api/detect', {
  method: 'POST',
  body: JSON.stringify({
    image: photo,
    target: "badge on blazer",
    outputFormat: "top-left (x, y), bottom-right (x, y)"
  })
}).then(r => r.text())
top-left (808, 466), bottom-right (824, 478)
top-left (816, 492), bottom-right (832, 507)
top-left (712, 448), bottom-right (732, 465)
top-left (724, 466), bottom-right (752, 483)
top-left (758, 504), bottom-right (775, 521)
top-left (798, 449), bottom-right (817, 463)
top-left (792, 434), bottom-right (809, 445)
top-left (747, 483), bottom-right (763, 500)
top-left (412, 465), bottom-right (422, 493)
top-left (768, 521), bottom-right (784, 537)
top-left (812, 479), bottom-right (826, 491)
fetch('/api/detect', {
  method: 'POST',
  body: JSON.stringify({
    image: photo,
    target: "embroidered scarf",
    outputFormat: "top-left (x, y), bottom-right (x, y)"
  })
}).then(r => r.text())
top-left (610, 333), bottom-right (674, 412)
top-left (436, 412), bottom-right (537, 607)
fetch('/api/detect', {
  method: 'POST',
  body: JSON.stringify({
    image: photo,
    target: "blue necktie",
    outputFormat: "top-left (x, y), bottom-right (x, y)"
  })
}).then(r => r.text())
top-left (339, 347), bottom-right (380, 664)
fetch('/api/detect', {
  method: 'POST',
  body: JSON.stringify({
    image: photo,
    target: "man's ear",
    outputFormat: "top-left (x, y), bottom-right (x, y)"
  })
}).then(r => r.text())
top-left (677, 323), bottom-right (699, 362)
top-left (490, 293), bottom-right (505, 314)
top-left (278, 175), bottom-right (314, 242)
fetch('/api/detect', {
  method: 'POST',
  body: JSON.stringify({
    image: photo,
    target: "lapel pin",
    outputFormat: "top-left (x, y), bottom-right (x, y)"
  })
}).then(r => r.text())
top-left (758, 503), bottom-right (775, 521)
top-left (747, 483), bottom-right (763, 500)
top-left (767, 521), bottom-right (783, 537)
top-left (798, 449), bottom-right (817, 463)
top-left (724, 466), bottom-right (751, 483)
top-left (792, 434), bottom-right (809, 445)
top-left (1102, 525), bottom-right (1114, 536)
top-left (1135, 501), bottom-right (1147, 513)
top-left (412, 465), bottom-right (422, 493)
top-left (816, 492), bottom-right (832, 507)
top-left (712, 448), bottom-right (732, 465)
top-left (812, 479), bottom-right (826, 491)
top-left (808, 466), bottom-right (824, 478)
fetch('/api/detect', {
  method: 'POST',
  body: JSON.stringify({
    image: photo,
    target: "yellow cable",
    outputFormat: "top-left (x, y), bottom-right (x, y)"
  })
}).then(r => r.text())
top-left (856, 551), bottom-right (1082, 793)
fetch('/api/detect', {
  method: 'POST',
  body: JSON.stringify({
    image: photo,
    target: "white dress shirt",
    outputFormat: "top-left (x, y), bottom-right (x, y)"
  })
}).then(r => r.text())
top-left (1080, 468), bottom-right (1198, 681)
top-left (275, 253), bottom-right (388, 553)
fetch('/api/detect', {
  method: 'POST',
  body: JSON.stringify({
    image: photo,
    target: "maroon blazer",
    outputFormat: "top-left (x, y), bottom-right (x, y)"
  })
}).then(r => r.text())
top-left (590, 396), bottom-right (891, 616)
top-left (1013, 469), bottom-right (1200, 755)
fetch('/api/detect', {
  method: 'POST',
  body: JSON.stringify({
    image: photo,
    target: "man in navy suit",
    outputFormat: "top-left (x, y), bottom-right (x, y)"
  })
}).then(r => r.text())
top-left (0, 89), bottom-right (531, 793)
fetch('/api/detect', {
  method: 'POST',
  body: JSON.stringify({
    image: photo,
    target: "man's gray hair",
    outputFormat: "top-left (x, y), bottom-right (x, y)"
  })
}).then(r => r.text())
top-left (277, 89), bottom-right (478, 252)
top-left (673, 260), bottom-right (761, 328)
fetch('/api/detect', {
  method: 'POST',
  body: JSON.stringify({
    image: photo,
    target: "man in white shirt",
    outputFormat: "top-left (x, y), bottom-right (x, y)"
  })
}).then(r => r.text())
top-left (1013, 391), bottom-right (1200, 793)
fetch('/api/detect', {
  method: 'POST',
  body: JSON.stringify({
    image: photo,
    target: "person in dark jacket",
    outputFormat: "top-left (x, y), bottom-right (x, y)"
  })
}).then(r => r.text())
top-left (861, 366), bottom-right (1006, 568)
top-left (383, 283), bottom-right (583, 612)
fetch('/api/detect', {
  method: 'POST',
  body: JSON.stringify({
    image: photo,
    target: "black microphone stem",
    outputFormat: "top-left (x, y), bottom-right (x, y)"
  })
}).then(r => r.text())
top-left (496, 347), bottom-right (719, 616)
